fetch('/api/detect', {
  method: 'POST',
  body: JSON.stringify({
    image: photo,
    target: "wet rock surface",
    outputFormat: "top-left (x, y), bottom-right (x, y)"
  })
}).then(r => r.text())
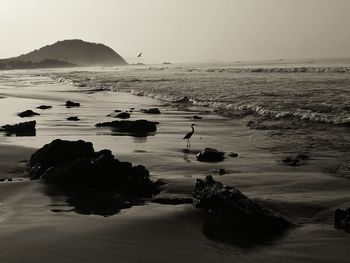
top-left (18, 110), bottom-right (40, 118)
top-left (141, 108), bottom-right (161, 114)
top-left (116, 112), bottom-right (130, 119)
top-left (193, 176), bottom-right (291, 246)
top-left (196, 148), bottom-right (225, 162)
top-left (95, 119), bottom-right (158, 134)
top-left (67, 116), bottom-right (80, 121)
top-left (27, 139), bottom-right (159, 216)
top-left (0, 120), bottom-right (36, 136)
top-left (65, 100), bottom-right (80, 107)
top-left (36, 105), bottom-right (52, 110)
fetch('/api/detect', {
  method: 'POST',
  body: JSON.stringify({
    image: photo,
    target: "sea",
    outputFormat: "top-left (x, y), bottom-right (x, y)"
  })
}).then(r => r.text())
top-left (0, 58), bottom-right (350, 177)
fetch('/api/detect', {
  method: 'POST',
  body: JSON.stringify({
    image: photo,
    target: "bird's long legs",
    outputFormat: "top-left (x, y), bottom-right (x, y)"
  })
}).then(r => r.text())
top-left (187, 139), bottom-right (191, 147)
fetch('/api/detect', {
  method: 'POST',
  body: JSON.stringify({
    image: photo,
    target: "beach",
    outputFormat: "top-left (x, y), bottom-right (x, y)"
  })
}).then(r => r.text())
top-left (1, 66), bottom-right (350, 262)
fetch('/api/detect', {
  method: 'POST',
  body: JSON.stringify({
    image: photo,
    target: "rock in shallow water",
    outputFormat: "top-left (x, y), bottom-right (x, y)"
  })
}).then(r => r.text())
top-left (335, 208), bottom-right (350, 232)
top-left (65, 100), bottom-right (80, 107)
top-left (116, 112), bottom-right (130, 119)
top-left (27, 139), bottom-right (159, 216)
top-left (36, 105), bottom-right (52, 110)
top-left (141, 108), bottom-right (161, 114)
top-left (18, 110), bottom-right (40, 118)
top-left (196, 148), bottom-right (225, 162)
top-left (0, 120), bottom-right (36, 136)
top-left (193, 176), bottom-right (291, 245)
top-left (95, 119), bottom-right (158, 134)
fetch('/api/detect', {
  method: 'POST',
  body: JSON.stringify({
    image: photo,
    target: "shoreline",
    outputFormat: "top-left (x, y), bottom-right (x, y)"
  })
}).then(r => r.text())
top-left (1, 72), bottom-right (350, 262)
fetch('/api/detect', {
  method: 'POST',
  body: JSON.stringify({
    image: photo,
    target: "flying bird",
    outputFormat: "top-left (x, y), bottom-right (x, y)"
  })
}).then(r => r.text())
top-left (183, 124), bottom-right (195, 147)
top-left (137, 52), bottom-right (142, 58)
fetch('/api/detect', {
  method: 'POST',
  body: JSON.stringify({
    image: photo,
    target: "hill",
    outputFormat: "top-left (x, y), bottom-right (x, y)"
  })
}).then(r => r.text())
top-left (1, 39), bottom-right (127, 68)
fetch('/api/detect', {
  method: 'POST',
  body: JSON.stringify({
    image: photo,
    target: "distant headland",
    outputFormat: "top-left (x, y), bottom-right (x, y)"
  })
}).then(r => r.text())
top-left (0, 39), bottom-right (128, 70)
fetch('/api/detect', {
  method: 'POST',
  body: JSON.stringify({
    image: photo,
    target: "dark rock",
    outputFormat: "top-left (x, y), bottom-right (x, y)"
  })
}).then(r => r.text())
top-left (37, 105), bottom-right (52, 110)
top-left (228, 152), bottom-right (239, 158)
top-left (114, 109), bottom-right (122, 112)
top-left (193, 176), bottom-right (291, 245)
top-left (141, 108), bottom-right (161, 114)
top-left (335, 208), bottom-right (350, 232)
top-left (152, 197), bottom-right (193, 205)
top-left (18, 110), bottom-right (40, 118)
top-left (116, 112), bottom-right (130, 119)
top-left (27, 139), bottom-right (159, 216)
top-left (65, 100), bottom-right (80, 107)
top-left (67, 116), bottom-right (80, 121)
top-left (193, 115), bottom-right (203, 120)
top-left (1, 120), bottom-right (36, 136)
top-left (27, 139), bottom-right (94, 179)
top-left (196, 148), bottom-right (225, 162)
top-left (95, 119), bottom-right (158, 134)
top-left (217, 168), bottom-right (226, 175)
top-left (282, 156), bottom-right (300, 166)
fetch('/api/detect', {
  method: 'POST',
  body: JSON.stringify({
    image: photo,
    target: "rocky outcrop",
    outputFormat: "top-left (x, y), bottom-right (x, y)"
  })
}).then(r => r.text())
top-left (196, 148), bottom-right (225, 162)
top-left (27, 139), bottom-right (159, 216)
top-left (193, 176), bottom-right (291, 244)
top-left (0, 120), bottom-right (36, 136)
top-left (18, 110), bottom-right (40, 118)
top-left (95, 119), bottom-right (158, 134)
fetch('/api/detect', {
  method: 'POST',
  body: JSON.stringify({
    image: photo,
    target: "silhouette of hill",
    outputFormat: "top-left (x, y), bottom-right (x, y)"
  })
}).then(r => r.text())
top-left (0, 39), bottom-right (127, 68)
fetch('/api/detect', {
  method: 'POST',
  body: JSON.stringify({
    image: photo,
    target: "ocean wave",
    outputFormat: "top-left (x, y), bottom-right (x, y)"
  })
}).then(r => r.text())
top-left (129, 90), bottom-right (350, 125)
top-left (179, 66), bottom-right (350, 74)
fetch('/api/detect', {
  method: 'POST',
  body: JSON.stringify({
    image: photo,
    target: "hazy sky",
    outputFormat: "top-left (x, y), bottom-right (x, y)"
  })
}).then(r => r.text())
top-left (1, 0), bottom-right (350, 63)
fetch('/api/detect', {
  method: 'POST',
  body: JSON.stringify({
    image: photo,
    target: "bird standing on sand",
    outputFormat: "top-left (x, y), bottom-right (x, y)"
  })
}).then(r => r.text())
top-left (137, 52), bottom-right (142, 58)
top-left (183, 124), bottom-right (195, 147)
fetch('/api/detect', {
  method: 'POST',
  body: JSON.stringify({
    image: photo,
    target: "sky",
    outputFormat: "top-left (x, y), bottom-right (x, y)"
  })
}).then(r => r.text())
top-left (1, 0), bottom-right (350, 63)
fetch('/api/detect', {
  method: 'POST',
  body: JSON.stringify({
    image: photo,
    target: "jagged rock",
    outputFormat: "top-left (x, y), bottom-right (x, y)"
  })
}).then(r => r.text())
top-left (27, 139), bottom-right (159, 216)
top-left (65, 100), bottom-right (80, 107)
top-left (116, 112), bottom-right (130, 119)
top-left (141, 108), bottom-right (161, 114)
top-left (67, 116), bottom-right (80, 121)
top-left (193, 176), bottom-right (291, 244)
top-left (335, 208), bottom-right (350, 232)
top-left (196, 148), bottom-right (225, 162)
top-left (18, 110), bottom-right (40, 118)
top-left (0, 120), bottom-right (36, 136)
top-left (36, 105), bottom-right (52, 110)
top-left (152, 197), bottom-right (193, 205)
top-left (95, 119), bottom-right (158, 134)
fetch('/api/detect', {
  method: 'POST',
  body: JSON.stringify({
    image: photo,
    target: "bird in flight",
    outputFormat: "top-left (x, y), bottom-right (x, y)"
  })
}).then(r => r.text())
top-left (137, 52), bottom-right (142, 58)
top-left (183, 124), bottom-right (196, 147)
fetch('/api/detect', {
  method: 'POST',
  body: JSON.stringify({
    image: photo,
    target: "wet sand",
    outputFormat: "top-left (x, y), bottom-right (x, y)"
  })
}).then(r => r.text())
top-left (1, 74), bottom-right (350, 262)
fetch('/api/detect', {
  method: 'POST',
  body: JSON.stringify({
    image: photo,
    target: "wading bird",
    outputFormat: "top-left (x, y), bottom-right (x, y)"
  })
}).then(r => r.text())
top-left (137, 52), bottom-right (142, 58)
top-left (183, 124), bottom-right (196, 147)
